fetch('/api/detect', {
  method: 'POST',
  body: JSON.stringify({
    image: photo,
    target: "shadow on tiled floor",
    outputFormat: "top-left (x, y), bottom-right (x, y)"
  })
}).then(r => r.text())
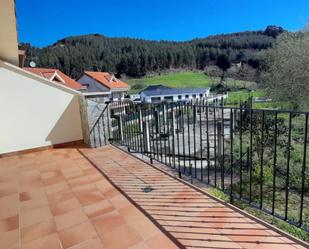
top-left (80, 145), bottom-right (308, 249)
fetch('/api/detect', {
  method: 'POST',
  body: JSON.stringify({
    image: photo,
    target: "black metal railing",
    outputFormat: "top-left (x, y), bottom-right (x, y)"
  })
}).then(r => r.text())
top-left (94, 99), bottom-right (309, 231)
top-left (89, 101), bottom-right (112, 147)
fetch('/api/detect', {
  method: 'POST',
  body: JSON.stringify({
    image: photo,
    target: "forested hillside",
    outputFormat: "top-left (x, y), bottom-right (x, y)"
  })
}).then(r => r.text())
top-left (20, 26), bottom-right (284, 79)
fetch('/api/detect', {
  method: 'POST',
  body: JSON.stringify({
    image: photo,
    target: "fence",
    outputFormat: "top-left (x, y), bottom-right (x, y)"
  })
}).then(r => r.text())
top-left (90, 99), bottom-right (309, 231)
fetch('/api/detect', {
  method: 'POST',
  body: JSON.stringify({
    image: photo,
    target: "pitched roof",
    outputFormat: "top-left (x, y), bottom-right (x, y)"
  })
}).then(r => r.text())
top-left (24, 67), bottom-right (86, 90)
top-left (142, 84), bottom-right (171, 92)
top-left (141, 87), bottom-right (210, 97)
top-left (141, 87), bottom-right (210, 96)
top-left (84, 71), bottom-right (129, 90)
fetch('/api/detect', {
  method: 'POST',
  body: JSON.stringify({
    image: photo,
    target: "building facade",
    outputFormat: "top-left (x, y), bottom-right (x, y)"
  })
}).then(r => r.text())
top-left (140, 85), bottom-right (210, 103)
top-left (78, 71), bottom-right (130, 100)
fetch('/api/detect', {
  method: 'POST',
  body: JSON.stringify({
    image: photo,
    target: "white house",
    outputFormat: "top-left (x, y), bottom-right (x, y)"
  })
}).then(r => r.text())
top-left (77, 71), bottom-right (130, 100)
top-left (139, 85), bottom-right (210, 103)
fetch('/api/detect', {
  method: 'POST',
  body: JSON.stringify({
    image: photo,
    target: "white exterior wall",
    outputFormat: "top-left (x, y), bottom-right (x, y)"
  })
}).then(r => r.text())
top-left (0, 61), bottom-right (84, 154)
top-left (141, 89), bottom-right (210, 103)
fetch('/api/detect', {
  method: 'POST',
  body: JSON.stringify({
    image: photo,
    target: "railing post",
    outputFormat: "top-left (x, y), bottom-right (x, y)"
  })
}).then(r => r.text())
top-left (138, 109), bottom-right (143, 132)
top-left (117, 115), bottom-right (124, 141)
top-left (107, 102), bottom-right (113, 142)
top-left (171, 109), bottom-right (176, 137)
top-left (171, 110), bottom-right (176, 156)
top-left (217, 121), bottom-right (223, 163)
top-left (143, 121), bottom-right (150, 153)
top-left (154, 109), bottom-right (159, 133)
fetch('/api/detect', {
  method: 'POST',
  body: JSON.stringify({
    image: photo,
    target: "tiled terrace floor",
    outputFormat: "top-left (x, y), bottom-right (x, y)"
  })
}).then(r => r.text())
top-left (0, 147), bottom-right (178, 249)
top-left (80, 145), bottom-right (308, 249)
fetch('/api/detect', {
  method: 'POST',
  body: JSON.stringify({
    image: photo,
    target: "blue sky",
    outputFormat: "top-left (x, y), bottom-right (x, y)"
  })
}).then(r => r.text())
top-left (16, 0), bottom-right (309, 47)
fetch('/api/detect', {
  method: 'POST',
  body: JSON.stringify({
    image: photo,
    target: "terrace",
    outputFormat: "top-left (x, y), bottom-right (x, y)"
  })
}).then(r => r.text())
top-left (1, 63), bottom-right (308, 248)
top-left (0, 144), bottom-right (307, 249)
top-left (0, 1), bottom-right (308, 247)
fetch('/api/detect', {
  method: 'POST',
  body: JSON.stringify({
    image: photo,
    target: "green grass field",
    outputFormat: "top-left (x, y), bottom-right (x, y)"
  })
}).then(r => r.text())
top-left (128, 71), bottom-right (257, 92)
top-left (127, 71), bottom-right (211, 91)
top-left (127, 71), bottom-right (281, 108)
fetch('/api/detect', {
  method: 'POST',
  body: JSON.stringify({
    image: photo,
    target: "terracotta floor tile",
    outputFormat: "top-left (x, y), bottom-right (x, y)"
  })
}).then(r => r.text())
top-left (0, 182), bottom-right (18, 197)
top-left (40, 170), bottom-right (62, 180)
top-left (75, 189), bottom-right (105, 206)
top-left (127, 242), bottom-right (151, 249)
top-left (58, 221), bottom-right (98, 249)
top-left (63, 171), bottom-right (84, 180)
top-left (21, 219), bottom-right (56, 243)
top-left (19, 188), bottom-right (46, 201)
top-left (103, 188), bottom-right (120, 198)
top-left (100, 224), bottom-right (143, 249)
top-left (22, 233), bottom-right (62, 249)
top-left (83, 200), bottom-right (114, 219)
top-left (0, 145), bottom-right (306, 249)
top-left (20, 177), bottom-right (44, 190)
top-left (118, 205), bottom-right (145, 222)
top-left (109, 194), bottom-right (133, 210)
top-left (42, 175), bottom-right (66, 186)
top-left (0, 229), bottom-right (19, 249)
top-left (72, 183), bottom-right (97, 193)
top-left (68, 176), bottom-right (93, 187)
top-left (0, 194), bottom-right (18, 219)
top-left (20, 205), bottom-right (52, 228)
top-left (50, 197), bottom-right (81, 216)
top-left (45, 181), bottom-right (70, 195)
top-left (92, 210), bottom-right (126, 235)
top-left (54, 207), bottom-right (88, 231)
top-left (47, 189), bottom-right (75, 204)
top-left (146, 234), bottom-right (179, 249)
top-left (94, 179), bottom-right (112, 192)
top-left (128, 217), bottom-right (161, 240)
top-left (0, 215), bottom-right (19, 233)
top-left (69, 237), bottom-right (105, 249)
top-left (20, 196), bottom-right (49, 212)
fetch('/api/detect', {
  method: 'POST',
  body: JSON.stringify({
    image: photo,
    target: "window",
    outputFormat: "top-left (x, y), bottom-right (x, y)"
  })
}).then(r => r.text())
top-left (164, 96), bottom-right (173, 102)
top-left (151, 97), bottom-right (161, 103)
top-left (178, 95), bottom-right (182, 100)
top-left (185, 95), bottom-right (189, 99)
top-left (192, 94), bottom-right (196, 98)
top-left (200, 94), bottom-right (203, 98)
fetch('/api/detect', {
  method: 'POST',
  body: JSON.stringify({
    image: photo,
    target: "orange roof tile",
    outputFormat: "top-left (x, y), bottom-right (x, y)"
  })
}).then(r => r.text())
top-left (24, 67), bottom-right (86, 91)
top-left (84, 71), bottom-right (129, 90)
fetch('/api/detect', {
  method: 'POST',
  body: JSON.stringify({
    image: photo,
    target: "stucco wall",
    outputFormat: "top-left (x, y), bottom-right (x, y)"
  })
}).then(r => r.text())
top-left (0, 61), bottom-right (84, 154)
top-left (141, 92), bottom-right (209, 103)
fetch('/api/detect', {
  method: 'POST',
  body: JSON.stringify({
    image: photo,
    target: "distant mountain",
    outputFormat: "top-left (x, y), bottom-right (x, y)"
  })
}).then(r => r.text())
top-left (20, 26), bottom-right (284, 79)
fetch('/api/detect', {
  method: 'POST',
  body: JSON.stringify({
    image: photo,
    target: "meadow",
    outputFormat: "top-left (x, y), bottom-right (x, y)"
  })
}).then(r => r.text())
top-left (128, 71), bottom-right (256, 92)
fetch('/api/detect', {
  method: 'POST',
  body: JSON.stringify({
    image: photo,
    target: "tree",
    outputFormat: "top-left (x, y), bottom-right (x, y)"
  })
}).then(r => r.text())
top-left (20, 29), bottom-right (277, 79)
top-left (264, 25), bottom-right (284, 38)
top-left (216, 54), bottom-right (231, 82)
top-left (262, 32), bottom-right (309, 110)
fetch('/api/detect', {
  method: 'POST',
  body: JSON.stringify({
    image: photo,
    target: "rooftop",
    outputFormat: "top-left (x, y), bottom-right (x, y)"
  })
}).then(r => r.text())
top-left (141, 85), bottom-right (210, 97)
top-left (24, 67), bottom-right (85, 90)
top-left (24, 67), bottom-right (86, 91)
top-left (84, 71), bottom-right (129, 90)
top-left (0, 145), bottom-right (306, 249)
